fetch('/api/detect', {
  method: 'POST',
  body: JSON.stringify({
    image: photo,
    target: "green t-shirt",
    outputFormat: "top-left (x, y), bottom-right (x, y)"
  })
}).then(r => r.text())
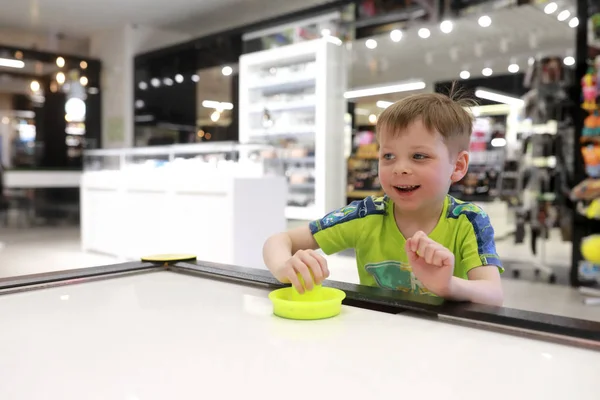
top-left (309, 195), bottom-right (503, 296)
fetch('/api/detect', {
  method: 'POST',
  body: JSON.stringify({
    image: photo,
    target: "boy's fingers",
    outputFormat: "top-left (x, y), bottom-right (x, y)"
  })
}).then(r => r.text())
top-left (311, 251), bottom-right (330, 279)
top-left (299, 251), bottom-right (323, 283)
top-left (292, 259), bottom-right (314, 291)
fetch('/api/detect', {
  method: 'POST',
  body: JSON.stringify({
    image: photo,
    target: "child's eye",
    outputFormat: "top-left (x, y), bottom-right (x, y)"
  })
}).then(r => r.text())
top-left (413, 153), bottom-right (428, 160)
top-left (381, 153), bottom-right (395, 160)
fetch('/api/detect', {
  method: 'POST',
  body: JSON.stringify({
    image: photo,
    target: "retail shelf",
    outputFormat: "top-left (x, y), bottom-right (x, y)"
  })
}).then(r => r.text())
top-left (289, 182), bottom-right (315, 190)
top-left (280, 157), bottom-right (315, 164)
top-left (247, 75), bottom-right (315, 92)
top-left (240, 38), bottom-right (347, 221)
top-left (248, 99), bottom-right (316, 113)
top-left (248, 126), bottom-right (315, 138)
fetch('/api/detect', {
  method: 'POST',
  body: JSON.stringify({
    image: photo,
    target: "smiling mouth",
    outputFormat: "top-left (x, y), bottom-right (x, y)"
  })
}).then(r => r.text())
top-left (393, 185), bottom-right (421, 193)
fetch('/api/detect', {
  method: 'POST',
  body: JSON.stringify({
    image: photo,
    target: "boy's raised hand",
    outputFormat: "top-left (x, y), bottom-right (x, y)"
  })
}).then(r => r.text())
top-left (405, 231), bottom-right (455, 297)
top-left (273, 249), bottom-right (330, 293)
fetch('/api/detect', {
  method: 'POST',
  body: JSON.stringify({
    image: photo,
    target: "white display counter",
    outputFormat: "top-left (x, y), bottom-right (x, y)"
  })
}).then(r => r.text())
top-left (81, 143), bottom-right (287, 269)
top-left (4, 170), bottom-right (82, 188)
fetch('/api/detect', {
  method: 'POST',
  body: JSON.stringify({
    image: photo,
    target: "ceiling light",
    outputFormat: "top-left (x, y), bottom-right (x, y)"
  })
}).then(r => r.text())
top-left (80, 76), bottom-right (88, 86)
top-left (376, 100), bottom-right (394, 109)
top-left (191, 74), bottom-right (200, 82)
top-left (569, 17), bottom-right (579, 27)
top-left (418, 28), bottom-right (431, 38)
top-left (135, 100), bottom-right (145, 109)
top-left (164, 77), bottom-right (173, 86)
top-left (390, 29), bottom-right (402, 42)
top-left (460, 70), bottom-right (470, 79)
top-left (557, 10), bottom-right (570, 21)
top-left (564, 56), bottom-right (575, 66)
top-left (482, 67), bottom-right (493, 76)
top-left (222, 66), bottom-right (233, 76)
top-left (56, 57), bottom-right (65, 68)
top-left (440, 20), bottom-right (453, 33)
top-left (478, 15), bottom-right (491, 27)
top-left (139, 81), bottom-right (148, 90)
top-left (202, 100), bottom-right (234, 110)
top-left (30, 80), bottom-right (40, 92)
top-left (368, 114), bottom-right (377, 124)
top-left (210, 111), bottom-right (221, 122)
top-left (0, 58), bottom-right (25, 68)
top-left (365, 39), bottom-right (377, 49)
top-left (491, 138), bottom-right (507, 147)
top-left (80, 61), bottom-right (88, 69)
top-left (344, 81), bottom-right (426, 99)
top-left (56, 72), bottom-right (66, 84)
top-left (508, 64), bottom-right (519, 73)
top-left (151, 78), bottom-right (160, 87)
top-left (475, 88), bottom-right (525, 106)
top-left (175, 74), bottom-right (184, 83)
top-left (544, 2), bottom-right (557, 14)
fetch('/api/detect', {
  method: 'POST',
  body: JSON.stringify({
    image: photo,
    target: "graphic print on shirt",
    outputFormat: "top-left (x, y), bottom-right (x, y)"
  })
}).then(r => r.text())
top-left (309, 196), bottom-right (387, 233)
top-left (446, 198), bottom-right (499, 265)
top-left (364, 260), bottom-right (434, 296)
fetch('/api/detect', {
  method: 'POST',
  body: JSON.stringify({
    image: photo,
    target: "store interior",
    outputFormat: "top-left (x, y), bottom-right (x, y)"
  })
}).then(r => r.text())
top-left (2, 0), bottom-right (600, 318)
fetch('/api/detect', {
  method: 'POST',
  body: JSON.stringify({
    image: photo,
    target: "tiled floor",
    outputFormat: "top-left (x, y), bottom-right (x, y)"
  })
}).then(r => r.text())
top-left (0, 222), bottom-right (597, 322)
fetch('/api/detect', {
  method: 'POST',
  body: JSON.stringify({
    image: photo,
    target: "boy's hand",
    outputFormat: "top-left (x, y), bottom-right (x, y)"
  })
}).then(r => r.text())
top-left (405, 231), bottom-right (455, 297)
top-left (273, 249), bottom-right (330, 293)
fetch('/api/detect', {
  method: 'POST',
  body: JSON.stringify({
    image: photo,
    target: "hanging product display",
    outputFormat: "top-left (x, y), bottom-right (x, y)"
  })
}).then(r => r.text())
top-left (522, 56), bottom-right (570, 124)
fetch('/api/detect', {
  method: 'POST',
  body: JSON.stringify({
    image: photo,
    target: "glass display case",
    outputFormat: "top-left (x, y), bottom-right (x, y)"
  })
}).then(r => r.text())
top-left (83, 141), bottom-right (280, 178)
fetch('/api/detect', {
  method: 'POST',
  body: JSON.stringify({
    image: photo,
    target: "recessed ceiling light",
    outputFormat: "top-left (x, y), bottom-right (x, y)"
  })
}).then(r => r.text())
top-left (544, 2), bottom-right (557, 14)
top-left (482, 67), bottom-right (493, 76)
top-left (440, 20), bottom-right (453, 34)
top-left (460, 70), bottom-right (470, 79)
top-left (557, 10), bottom-right (570, 21)
top-left (222, 66), bottom-right (233, 76)
top-left (365, 39), bottom-right (378, 49)
top-left (418, 28), bottom-right (431, 38)
top-left (390, 29), bottom-right (403, 42)
top-left (175, 74), bottom-right (184, 83)
top-left (569, 17), bottom-right (579, 28)
top-left (563, 56), bottom-right (575, 66)
top-left (508, 64), bottom-right (519, 73)
top-left (478, 15), bottom-right (491, 27)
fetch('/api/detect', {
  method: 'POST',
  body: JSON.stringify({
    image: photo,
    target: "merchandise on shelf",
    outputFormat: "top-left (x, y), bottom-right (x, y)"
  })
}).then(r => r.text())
top-left (238, 39), bottom-right (346, 220)
top-left (583, 110), bottom-right (600, 136)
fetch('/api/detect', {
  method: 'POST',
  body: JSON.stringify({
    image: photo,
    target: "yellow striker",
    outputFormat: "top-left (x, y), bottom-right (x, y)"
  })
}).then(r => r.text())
top-left (269, 273), bottom-right (346, 320)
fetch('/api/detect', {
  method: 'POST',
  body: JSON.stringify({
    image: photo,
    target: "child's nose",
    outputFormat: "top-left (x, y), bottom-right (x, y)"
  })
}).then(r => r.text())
top-left (393, 161), bottom-right (412, 175)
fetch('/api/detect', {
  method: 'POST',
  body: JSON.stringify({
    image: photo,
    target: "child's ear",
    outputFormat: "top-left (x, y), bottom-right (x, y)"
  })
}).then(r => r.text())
top-left (450, 151), bottom-right (469, 183)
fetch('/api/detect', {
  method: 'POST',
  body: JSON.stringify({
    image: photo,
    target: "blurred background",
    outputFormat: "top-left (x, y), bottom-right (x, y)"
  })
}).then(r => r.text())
top-left (0, 0), bottom-right (599, 321)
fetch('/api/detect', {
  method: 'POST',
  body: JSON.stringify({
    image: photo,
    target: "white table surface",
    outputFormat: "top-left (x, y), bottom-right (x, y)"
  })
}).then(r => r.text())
top-left (0, 271), bottom-right (598, 400)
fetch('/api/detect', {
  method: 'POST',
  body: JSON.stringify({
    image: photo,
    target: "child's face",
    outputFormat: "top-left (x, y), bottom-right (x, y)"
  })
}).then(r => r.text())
top-left (378, 119), bottom-right (468, 214)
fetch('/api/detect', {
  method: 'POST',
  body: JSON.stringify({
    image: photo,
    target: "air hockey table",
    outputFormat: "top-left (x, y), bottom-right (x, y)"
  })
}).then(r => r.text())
top-left (1, 258), bottom-right (599, 400)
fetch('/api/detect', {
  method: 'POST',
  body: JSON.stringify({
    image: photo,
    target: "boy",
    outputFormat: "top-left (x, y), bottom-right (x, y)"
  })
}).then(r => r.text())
top-left (262, 92), bottom-right (504, 306)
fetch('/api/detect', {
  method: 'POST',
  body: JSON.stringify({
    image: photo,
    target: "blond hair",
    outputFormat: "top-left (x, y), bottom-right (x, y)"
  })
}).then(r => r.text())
top-left (376, 85), bottom-right (476, 152)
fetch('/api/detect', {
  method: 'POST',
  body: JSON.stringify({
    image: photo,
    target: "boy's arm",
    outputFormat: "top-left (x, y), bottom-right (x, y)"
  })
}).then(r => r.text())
top-left (448, 212), bottom-right (504, 306)
top-left (262, 225), bottom-right (320, 274)
top-left (263, 200), bottom-right (366, 281)
top-left (446, 267), bottom-right (503, 306)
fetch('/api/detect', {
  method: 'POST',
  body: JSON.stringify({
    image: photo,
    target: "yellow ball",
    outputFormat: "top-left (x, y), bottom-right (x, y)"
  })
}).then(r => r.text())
top-left (581, 235), bottom-right (600, 264)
